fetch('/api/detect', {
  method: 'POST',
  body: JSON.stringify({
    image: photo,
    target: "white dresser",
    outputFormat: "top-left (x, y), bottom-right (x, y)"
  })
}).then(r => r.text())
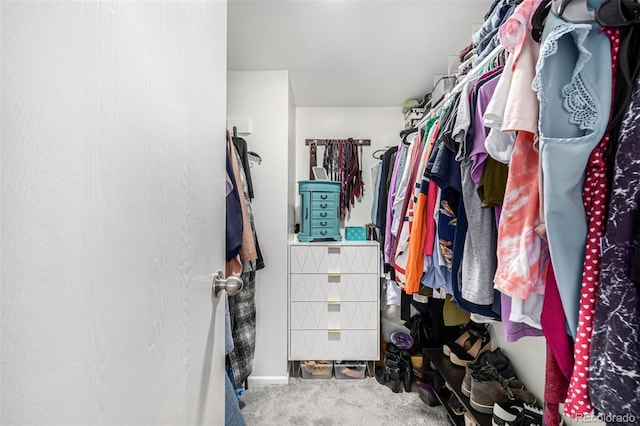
top-left (288, 239), bottom-right (380, 361)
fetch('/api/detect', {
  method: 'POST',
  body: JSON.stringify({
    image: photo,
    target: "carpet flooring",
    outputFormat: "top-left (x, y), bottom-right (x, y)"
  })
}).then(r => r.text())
top-left (239, 377), bottom-right (450, 426)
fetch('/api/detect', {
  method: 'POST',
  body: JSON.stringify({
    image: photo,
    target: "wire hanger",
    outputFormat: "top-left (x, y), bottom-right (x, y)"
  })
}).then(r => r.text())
top-left (372, 148), bottom-right (387, 160)
top-left (248, 151), bottom-right (262, 166)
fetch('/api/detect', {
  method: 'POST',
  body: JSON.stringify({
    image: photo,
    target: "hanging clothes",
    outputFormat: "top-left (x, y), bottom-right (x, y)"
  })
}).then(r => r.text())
top-left (232, 136), bottom-right (255, 200)
top-left (226, 138), bottom-right (259, 388)
top-left (564, 26), bottom-right (621, 418)
top-left (532, 9), bottom-right (612, 341)
top-left (232, 136), bottom-right (265, 270)
top-left (589, 73), bottom-right (640, 424)
top-left (460, 67), bottom-right (503, 306)
top-left (226, 144), bottom-right (243, 262)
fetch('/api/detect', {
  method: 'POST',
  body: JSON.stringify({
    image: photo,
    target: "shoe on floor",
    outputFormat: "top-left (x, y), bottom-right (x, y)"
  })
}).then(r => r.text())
top-left (401, 350), bottom-right (414, 392)
top-left (492, 401), bottom-right (544, 426)
top-left (469, 365), bottom-right (536, 414)
top-left (375, 353), bottom-right (402, 393)
top-left (448, 394), bottom-right (466, 416)
top-left (461, 349), bottom-right (525, 397)
top-left (443, 321), bottom-right (488, 356)
top-left (417, 382), bottom-right (440, 407)
top-left (449, 333), bottom-right (491, 367)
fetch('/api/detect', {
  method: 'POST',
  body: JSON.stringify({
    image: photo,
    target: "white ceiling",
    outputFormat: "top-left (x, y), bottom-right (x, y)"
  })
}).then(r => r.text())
top-left (227, 0), bottom-right (493, 107)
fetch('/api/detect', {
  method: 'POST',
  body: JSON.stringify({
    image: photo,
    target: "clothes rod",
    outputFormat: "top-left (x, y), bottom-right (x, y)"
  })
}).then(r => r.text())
top-left (417, 45), bottom-right (506, 129)
top-left (305, 139), bottom-right (371, 146)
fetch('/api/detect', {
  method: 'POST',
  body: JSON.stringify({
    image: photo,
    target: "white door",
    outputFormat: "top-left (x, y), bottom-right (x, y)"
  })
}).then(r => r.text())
top-left (1, 2), bottom-right (228, 425)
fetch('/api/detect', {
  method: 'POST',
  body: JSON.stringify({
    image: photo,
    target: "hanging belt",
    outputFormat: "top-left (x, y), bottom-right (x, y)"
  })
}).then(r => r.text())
top-left (309, 140), bottom-right (317, 180)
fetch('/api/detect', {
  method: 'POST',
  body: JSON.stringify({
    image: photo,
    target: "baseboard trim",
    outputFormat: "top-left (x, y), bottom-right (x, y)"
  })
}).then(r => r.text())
top-left (247, 375), bottom-right (289, 386)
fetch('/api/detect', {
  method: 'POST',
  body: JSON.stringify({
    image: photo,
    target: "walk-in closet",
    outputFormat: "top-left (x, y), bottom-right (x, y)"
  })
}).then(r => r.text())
top-left (2, 1), bottom-right (639, 426)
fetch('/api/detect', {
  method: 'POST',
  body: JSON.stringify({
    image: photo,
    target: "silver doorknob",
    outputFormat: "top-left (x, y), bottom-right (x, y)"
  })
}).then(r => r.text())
top-left (213, 271), bottom-right (243, 297)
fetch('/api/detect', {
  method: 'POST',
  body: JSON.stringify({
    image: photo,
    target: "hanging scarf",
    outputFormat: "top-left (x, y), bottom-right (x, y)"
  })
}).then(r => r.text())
top-left (322, 138), bottom-right (365, 221)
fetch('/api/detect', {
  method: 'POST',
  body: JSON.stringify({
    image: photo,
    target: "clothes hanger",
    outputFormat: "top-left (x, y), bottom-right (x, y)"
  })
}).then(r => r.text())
top-left (372, 149), bottom-right (386, 160)
top-left (400, 128), bottom-right (418, 146)
top-left (532, 0), bottom-right (552, 42)
top-left (552, 0), bottom-right (595, 23)
top-left (372, 145), bottom-right (394, 160)
top-left (400, 128), bottom-right (417, 138)
top-left (596, 0), bottom-right (640, 26)
top-left (248, 151), bottom-right (262, 165)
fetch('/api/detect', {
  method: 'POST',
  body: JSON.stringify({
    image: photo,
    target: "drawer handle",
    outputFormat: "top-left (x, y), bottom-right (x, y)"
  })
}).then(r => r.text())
top-left (320, 194), bottom-right (328, 200)
top-left (327, 272), bottom-right (340, 278)
top-left (320, 212), bottom-right (327, 218)
top-left (320, 203), bottom-right (327, 208)
top-left (320, 221), bottom-right (327, 226)
top-left (320, 230), bottom-right (327, 236)
top-left (328, 329), bottom-right (341, 333)
top-left (327, 301), bottom-right (341, 305)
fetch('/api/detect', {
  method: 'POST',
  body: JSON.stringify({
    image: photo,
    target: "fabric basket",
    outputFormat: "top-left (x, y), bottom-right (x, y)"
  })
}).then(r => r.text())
top-left (345, 226), bottom-right (366, 241)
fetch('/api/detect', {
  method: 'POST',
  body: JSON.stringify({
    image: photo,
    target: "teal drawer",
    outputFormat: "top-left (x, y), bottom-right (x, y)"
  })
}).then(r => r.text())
top-left (311, 219), bottom-right (334, 228)
top-left (299, 180), bottom-right (340, 192)
top-left (312, 200), bottom-right (335, 210)
top-left (312, 192), bottom-right (337, 202)
top-left (312, 210), bottom-right (332, 219)
top-left (312, 228), bottom-right (334, 238)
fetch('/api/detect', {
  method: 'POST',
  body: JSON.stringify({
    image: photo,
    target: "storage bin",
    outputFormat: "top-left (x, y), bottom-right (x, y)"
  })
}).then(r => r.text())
top-left (334, 361), bottom-right (366, 379)
top-left (301, 360), bottom-right (333, 379)
top-left (431, 76), bottom-right (456, 106)
top-left (345, 226), bottom-right (366, 241)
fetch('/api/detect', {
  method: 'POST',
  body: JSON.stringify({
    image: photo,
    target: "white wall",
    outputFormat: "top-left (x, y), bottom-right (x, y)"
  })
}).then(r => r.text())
top-left (489, 324), bottom-right (547, 402)
top-left (288, 80), bottom-right (297, 238)
top-left (2, 2), bottom-right (228, 424)
top-left (295, 107), bottom-right (404, 229)
top-left (227, 71), bottom-right (292, 384)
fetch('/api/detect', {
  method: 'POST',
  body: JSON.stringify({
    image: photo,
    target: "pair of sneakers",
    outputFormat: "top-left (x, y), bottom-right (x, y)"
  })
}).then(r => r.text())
top-left (492, 401), bottom-right (553, 426)
top-left (493, 402), bottom-right (566, 426)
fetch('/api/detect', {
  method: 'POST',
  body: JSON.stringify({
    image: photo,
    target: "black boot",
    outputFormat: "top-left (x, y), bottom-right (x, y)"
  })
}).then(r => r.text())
top-left (421, 348), bottom-right (445, 392)
top-left (375, 353), bottom-right (402, 393)
top-left (399, 351), bottom-right (413, 392)
top-left (386, 342), bottom-right (401, 356)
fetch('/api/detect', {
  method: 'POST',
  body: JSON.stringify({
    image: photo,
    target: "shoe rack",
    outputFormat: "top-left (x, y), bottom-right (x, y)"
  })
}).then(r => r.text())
top-left (425, 348), bottom-right (492, 426)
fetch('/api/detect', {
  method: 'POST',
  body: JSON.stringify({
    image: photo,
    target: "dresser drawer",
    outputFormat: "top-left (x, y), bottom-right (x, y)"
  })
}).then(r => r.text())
top-left (290, 301), bottom-right (378, 330)
top-left (290, 330), bottom-right (378, 360)
top-left (310, 218), bottom-right (332, 227)
top-left (311, 200), bottom-right (336, 211)
top-left (312, 192), bottom-right (337, 202)
top-left (311, 228), bottom-right (335, 239)
top-left (290, 273), bottom-right (378, 302)
top-left (290, 245), bottom-right (379, 274)
top-left (311, 210), bottom-right (333, 220)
